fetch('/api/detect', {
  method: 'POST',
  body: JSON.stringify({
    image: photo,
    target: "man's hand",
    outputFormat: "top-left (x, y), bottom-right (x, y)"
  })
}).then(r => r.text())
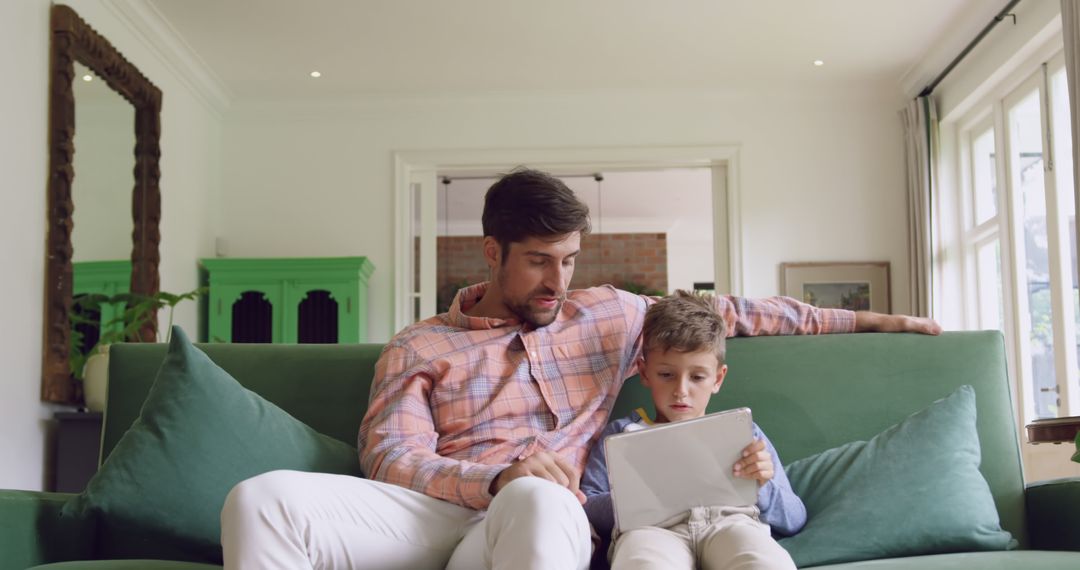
top-left (733, 439), bottom-right (774, 486)
top-left (490, 451), bottom-right (587, 504)
top-left (854, 311), bottom-right (942, 335)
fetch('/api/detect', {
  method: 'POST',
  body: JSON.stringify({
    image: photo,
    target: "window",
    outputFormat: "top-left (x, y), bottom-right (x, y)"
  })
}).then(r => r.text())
top-left (954, 55), bottom-right (1079, 424)
top-left (962, 120), bottom-right (1005, 333)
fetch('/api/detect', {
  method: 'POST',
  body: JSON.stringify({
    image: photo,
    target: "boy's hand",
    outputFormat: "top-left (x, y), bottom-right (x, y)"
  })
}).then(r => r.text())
top-left (733, 439), bottom-right (774, 486)
top-left (491, 450), bottom-right (587, 504)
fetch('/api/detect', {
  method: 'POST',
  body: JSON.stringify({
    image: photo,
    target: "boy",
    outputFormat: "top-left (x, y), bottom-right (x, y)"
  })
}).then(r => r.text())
top-left (581, 290), bottom-right (804, 570)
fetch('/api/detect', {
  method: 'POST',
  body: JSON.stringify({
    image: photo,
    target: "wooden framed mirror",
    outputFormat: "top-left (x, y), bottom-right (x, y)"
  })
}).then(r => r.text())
top-left (43, 5), bottom-right (162, 404)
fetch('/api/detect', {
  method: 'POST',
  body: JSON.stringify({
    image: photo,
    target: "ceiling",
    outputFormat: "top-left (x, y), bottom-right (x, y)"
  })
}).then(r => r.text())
top-left (147, 0), bottom-right (1003, 101)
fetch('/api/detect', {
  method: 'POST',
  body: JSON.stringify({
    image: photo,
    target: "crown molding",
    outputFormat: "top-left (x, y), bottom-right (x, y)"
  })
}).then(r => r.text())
top-left (102, 0), bottom-right (232, 116)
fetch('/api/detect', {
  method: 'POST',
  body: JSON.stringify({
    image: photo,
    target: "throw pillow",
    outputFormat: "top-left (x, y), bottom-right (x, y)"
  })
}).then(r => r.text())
top-left (778, 384), bottom-right (1015, 567)
top-left (62, 327), bottom-right (363, 563)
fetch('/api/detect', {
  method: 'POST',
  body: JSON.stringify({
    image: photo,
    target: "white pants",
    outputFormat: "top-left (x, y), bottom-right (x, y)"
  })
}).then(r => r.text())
top-left (220, 470), bottom-right (591, 570)
top-left (610, 506), bottom-right (795, 570)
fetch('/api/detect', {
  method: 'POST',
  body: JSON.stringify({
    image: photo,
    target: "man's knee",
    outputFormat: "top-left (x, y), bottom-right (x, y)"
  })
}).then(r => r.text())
top-left (485, 477), bottom-right (591, 569)
top-left (222, 469), bottom-right (301, 523)
top-left (492, 477), bottom-right (583, 517)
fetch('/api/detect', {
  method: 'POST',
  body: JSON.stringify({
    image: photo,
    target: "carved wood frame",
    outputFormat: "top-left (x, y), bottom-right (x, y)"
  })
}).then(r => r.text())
top-left (43, 5), bottom-right (162, 403)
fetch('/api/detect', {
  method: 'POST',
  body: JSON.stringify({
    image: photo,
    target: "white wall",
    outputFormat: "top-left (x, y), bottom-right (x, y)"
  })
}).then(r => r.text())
top-left (0, 0), bottom-right (53, 492)
top-left (0, 0), bottom-right (222, 491)
top-left (222, 87), bottom-right (913, 341)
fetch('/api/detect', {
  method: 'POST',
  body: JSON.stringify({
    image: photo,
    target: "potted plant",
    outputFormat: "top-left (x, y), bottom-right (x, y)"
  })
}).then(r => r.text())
top-left (70, 287), bottom-right (206, 411)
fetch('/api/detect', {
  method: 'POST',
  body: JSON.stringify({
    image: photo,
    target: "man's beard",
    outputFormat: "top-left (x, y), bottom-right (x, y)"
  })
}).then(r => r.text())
top-left (504, 293), bottom-right (564, 328)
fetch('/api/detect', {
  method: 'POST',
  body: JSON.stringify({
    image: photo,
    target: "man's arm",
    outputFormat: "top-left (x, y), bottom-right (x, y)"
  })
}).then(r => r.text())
top-left (714, 295), bottom-right (856, 336)
top-left (359, 344), bottom-right (508, 510)
top-left (854, 311), bottom-right (942, 335)
top-left (712, 295), bottom-right (940, 337)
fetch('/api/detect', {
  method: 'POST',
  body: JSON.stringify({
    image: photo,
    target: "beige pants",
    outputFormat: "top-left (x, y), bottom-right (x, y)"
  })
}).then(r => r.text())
top-left (610, 506), bottom-right (796, 570)
top-left (220, 470), bottom-right (591, 570)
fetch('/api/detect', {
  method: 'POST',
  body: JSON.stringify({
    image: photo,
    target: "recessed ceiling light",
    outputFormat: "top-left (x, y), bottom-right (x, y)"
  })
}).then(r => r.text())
top-left (813, 60), bottom-right (825, 67)
top-left (82, 74), bottom-right (93, 82)
top-left (310, 71), bottom-right (322, 78)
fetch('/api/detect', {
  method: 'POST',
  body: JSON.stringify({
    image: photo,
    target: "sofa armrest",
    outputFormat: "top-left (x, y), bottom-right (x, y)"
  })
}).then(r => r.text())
top-left (0, 489), bottom-right (96, 570)
top-left (1026, 476), bottom-right (1080, 551)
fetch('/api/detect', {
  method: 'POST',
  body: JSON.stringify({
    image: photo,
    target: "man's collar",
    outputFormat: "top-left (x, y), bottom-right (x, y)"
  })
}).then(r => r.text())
top-left (446, 282), bottom-right (517, 330)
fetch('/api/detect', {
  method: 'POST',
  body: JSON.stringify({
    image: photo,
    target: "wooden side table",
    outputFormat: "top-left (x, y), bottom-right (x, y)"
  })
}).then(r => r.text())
top-left (1026, 415), bottom-right (1080, 443)
top-left (53, 411), bottom-right (102, 493)
top-left (1026, 415), bottom-right (1080, 464)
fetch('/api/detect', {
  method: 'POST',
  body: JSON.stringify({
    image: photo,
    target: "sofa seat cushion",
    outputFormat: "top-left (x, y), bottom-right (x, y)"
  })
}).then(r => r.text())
top-left (29, 562), bottom-right (220, 570)
top-left (779, 385), bottom-right (1014, 566)
top-left (810, 550), bottom-right (1080, 569)
top-left (61, 327), bottom-right (363, 564)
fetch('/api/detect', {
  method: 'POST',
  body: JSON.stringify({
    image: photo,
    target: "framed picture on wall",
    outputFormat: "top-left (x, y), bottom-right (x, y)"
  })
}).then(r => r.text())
top-left (780, 262), bottom-right (891, 313)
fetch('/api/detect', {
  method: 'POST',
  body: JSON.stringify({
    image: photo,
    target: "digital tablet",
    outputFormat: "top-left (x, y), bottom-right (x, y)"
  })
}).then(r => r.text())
top-left (604, 407), bottom-right (758, 531)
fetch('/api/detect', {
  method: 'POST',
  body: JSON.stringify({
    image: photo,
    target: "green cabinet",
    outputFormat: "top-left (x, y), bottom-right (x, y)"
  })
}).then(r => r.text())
top-left (201, 257), bottom-right (374, 344)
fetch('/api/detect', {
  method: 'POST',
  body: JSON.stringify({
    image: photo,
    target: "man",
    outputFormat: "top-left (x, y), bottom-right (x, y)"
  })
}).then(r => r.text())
top-left (221, 169), bottom-right (940, 569)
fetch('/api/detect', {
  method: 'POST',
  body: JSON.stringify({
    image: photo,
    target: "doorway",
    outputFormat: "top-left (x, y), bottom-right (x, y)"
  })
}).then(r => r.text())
top-left (393, 146), bottom-right (742, 331)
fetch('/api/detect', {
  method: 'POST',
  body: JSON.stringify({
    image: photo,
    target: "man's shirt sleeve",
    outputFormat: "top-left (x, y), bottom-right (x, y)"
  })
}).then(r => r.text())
top-left (359, 343), bottom-right (509, 510)
top-left (715, 295), bottom-right (856, 336)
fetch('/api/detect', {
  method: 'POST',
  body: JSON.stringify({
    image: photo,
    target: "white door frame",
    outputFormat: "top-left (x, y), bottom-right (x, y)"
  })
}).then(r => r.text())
top-left (393, 146), bottom-right (743, 332)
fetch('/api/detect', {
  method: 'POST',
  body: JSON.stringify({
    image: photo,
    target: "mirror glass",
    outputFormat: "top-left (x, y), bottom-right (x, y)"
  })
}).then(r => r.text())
top-left (69, 62), bottom-right (136, 360)
top-left (71, 62), bottom-right (135, 263)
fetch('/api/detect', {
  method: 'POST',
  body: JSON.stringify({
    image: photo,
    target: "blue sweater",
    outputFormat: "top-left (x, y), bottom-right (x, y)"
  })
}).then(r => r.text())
top-left (581, 411), bottom-right (807, 543)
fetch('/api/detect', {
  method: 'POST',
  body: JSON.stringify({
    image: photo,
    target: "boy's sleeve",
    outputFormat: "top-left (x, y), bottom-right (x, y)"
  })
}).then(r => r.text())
top-left (582, 417), bottom-right (628, 545)
top-left (581, 418), bottom-right (620, 497)
top-left (754, 425), bottom-right (807, 536)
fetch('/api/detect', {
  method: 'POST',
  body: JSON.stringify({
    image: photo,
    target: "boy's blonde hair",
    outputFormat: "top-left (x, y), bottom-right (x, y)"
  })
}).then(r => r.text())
top-left (642, 290), bottom-right (727, 363)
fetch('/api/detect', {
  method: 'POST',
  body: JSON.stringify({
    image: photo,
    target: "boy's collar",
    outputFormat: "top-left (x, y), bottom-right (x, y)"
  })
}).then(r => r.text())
top-left (634, 407), bottom-right (654, 425)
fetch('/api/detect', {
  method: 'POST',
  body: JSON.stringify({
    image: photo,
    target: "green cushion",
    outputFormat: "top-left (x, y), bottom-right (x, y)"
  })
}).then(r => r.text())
top-left (62, 327), bottom-right (363, 564)
top-left (807, 551), bottom-right (1080, 569)
top-left (778, 385), bottom-right (1015, 567)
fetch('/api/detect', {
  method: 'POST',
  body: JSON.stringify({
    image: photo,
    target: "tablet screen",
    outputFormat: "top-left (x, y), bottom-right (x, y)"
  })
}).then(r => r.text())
top-left (604, 407), bottom-right (758, 531)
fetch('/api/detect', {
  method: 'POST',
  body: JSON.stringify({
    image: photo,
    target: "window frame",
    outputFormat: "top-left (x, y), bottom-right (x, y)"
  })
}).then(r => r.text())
top-left (953, 51), bottom-right (1079, 426)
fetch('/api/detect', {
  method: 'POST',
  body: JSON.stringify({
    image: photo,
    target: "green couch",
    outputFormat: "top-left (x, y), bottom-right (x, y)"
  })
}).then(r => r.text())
top-left (4, 331), bottom-right (1079, 569)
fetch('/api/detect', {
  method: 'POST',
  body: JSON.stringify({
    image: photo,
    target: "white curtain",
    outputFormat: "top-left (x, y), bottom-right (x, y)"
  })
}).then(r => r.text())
top-left (1062, 0), bottom-right (1080, 293)
top-left (901, 97), bottom-right (937, 318)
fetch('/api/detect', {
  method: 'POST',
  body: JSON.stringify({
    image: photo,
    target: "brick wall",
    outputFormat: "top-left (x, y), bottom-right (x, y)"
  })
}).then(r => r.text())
top-left (435, 233), bottom-right (668, 311)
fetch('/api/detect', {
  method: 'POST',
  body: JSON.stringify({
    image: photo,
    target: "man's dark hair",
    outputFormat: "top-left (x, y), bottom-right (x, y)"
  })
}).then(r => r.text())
top-left (482, 168), bottom-right (591, 260)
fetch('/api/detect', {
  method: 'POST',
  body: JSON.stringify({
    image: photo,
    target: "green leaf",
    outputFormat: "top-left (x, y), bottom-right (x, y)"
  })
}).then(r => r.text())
top-left (67, 286), bottom-right (208, 380)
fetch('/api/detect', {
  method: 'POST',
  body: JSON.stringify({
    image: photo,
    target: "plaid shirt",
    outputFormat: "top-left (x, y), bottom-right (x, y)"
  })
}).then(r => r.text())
top-left (359, 283), bottom-right (854, 510)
